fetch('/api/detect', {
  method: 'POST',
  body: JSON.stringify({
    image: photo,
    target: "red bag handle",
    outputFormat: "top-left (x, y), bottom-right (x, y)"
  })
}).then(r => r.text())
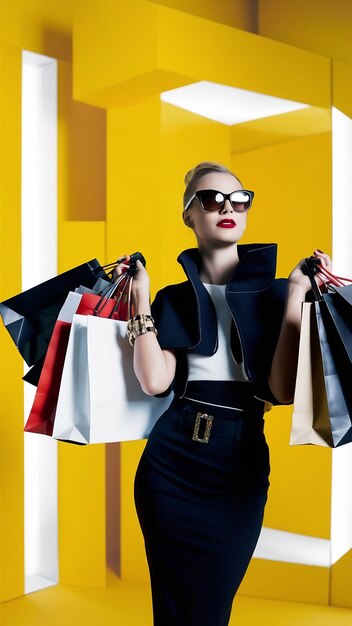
top-left (315, 264), bottom-right (352, 287)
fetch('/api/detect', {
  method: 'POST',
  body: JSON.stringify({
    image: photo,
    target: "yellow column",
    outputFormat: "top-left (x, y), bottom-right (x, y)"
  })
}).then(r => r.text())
top-left (0, 42), bottom-right (24, 603)
top-left (57, 59), bottom-right (107, 587)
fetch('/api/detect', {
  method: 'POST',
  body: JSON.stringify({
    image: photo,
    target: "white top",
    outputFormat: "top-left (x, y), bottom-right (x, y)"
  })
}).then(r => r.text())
top-left (187, 283), bottom-right (249, 382)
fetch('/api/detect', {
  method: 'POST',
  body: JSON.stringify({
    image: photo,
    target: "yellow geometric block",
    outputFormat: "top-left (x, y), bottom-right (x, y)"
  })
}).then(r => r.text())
top-left (57, 60), bottom-right (106, 222)
top-left (149, 0), bottom-right (258, 32)
top-left (332, 60), bottom-right (352, 119)
top-left (58, 443), bottom-right (106, 588)
top-left (231, 106), bottom-right (331, 154)
top-left (238, 558), bottom-right (330, 605)
top-left (73, 0), bottom-right (330, 108)
top-left (58, 222), bottom-right (106, 272)
top-left (331, 549), bottom-right (352, 608)
top-left (258, 0), bottom-right (352, 67)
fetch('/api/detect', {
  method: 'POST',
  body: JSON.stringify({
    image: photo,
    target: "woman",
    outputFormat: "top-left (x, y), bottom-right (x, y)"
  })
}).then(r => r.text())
top-left (119, 162), bottom-right (331, 626)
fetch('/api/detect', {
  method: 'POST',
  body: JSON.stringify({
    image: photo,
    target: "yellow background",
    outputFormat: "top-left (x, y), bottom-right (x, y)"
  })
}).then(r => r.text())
top-left (1, 0), bottom-right (351, 616)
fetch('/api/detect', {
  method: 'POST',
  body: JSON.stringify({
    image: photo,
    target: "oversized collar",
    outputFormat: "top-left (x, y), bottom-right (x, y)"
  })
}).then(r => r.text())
top-left (177, 243), bottom-right (278, 292)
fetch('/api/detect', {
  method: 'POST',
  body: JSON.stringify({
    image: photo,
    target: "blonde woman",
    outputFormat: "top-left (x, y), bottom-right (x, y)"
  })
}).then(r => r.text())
top-left (119, 162), bottom-right (331, 626)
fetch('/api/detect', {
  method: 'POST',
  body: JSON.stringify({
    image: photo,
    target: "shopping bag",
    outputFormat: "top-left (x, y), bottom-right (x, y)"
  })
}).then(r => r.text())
top-left (291, 258), bottom-right (352, 447)
top-left (22, 277), bottom-right (114, 387)
top-left (52, 314), bottom-right (173, 444)
top-left (24, 264), bottom-right (140, 434)
top-left (74, 276), bottom-right (112, 296)
top-left (0, 259), bottom-right (107, 367)
top-left (290, 302), bottom-right (333, 446)
top-left (314, 301), bottom-right (352, 446)
top-left (24, 291), bottom-right (83, 435)
top-left (319, 287), bottom-right (352, 372)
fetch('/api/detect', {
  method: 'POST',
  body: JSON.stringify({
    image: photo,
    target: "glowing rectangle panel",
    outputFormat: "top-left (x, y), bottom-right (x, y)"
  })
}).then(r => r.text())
top-left (22, 50), bottom-right (58, 594)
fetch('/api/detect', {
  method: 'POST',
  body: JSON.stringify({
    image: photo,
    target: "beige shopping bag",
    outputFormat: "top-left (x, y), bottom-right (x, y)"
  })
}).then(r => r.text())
top-left (290, 302), bottom-right (333, 447)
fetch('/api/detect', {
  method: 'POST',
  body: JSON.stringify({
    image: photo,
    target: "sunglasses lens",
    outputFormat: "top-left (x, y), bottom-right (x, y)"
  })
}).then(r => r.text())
top-left (196, 189), bottom-right (253, 212)
top-left (230, 191), bottom-right (252, 211)
top-left (199, 190), bottom-right (225, 211)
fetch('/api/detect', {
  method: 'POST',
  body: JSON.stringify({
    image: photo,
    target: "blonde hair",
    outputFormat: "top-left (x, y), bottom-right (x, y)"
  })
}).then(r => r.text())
top-left (183, 162), bottom-right (242, 210)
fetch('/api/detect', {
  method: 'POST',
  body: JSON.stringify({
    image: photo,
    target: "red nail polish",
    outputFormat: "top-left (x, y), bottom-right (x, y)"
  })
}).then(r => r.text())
top-left (317, 249), bottom-right (324, 253)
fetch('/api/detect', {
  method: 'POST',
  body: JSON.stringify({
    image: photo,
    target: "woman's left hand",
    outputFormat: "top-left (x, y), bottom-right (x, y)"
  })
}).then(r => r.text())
top-left (288, 249), bottom-right (333, 293)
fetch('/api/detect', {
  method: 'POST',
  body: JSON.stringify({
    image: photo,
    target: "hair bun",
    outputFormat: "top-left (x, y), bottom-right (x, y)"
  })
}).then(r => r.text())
top-left (184, 167), bottom-right (196, 186)
top-left (184, 162), bottom-right (223, 186)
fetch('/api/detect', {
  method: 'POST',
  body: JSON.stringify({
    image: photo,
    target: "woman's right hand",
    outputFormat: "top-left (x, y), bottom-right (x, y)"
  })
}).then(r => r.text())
top-left (130, 259), bottom-right (150, 301)
top-left (113, 255), bottom-right (150, 310)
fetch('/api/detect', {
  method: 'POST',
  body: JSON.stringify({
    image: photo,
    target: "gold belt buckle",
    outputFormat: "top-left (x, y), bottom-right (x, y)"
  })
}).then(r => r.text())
top-left (192, 412), bottom-right (213, 444)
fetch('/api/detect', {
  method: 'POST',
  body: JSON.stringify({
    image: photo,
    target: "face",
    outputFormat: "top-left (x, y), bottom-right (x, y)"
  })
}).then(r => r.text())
top-left (183, 172), bottom-right (248, 249)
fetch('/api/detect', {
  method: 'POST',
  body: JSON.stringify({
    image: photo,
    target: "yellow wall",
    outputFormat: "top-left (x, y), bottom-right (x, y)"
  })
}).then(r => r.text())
top-left (58, 61), bottom-right (106, 222)
top-left (0, 0), bottom-right (73, 62)
top-left (258, 0), bottom-right (352, 64)
top-left (148, 0), bottom-right (258, 31)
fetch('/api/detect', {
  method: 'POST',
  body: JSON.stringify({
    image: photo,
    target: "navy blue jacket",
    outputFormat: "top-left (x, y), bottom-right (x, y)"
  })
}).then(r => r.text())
top-left (151, 243), bottom-right (291, 407)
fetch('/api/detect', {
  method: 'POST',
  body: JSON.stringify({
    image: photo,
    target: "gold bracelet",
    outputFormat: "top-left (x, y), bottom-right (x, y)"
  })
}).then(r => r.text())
top-left (127, 315), bottom-right (157, 346)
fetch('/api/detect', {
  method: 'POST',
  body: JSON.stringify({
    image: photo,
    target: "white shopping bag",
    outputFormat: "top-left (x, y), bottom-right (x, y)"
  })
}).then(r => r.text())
top-left (53, 314), bottom-right (173, 444)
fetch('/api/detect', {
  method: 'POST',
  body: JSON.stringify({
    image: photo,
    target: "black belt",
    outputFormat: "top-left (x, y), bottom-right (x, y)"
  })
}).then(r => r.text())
top-left (173, 399), bottom-right (265, 444)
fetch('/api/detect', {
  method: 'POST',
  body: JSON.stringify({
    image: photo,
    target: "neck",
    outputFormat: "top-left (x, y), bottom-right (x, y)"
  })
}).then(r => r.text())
top-left (198, 244), bottom-right (240, 284)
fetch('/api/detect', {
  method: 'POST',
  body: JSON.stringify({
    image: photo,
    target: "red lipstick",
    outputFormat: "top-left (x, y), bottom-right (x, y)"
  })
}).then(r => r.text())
top-left (217, 219), bottom-right (236, 228)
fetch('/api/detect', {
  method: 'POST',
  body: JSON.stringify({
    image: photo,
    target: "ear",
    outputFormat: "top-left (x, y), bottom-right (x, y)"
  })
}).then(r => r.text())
top-left (183, 211), bottom-right (194, 228)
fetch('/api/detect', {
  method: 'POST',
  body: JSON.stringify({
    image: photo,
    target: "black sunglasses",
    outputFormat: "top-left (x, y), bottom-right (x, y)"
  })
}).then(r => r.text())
top-left (184, 189), bottom-right (254, 213)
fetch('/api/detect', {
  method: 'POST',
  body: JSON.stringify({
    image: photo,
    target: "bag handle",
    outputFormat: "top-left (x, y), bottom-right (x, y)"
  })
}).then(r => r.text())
top-left (315, 264), bottom-right (352, 287)
top-left (102, 251), bottom-right (146, 277)
top-left (108, 274), bottom-right (132, 319)
top-left (93, 272), bottom-right (129, 316)
top-left (94, 257), bottom-right (141, 319)
top-left (93, 251), bottom-right (145, 319)
top-left (302, 257), bottom-right (323, 301)
top-left (302, 255), bottom-right (352, 300)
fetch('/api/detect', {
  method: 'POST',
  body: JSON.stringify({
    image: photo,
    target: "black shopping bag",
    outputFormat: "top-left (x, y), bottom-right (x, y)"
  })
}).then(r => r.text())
top-left (314, 301), bottom-right (352, 446)
top-left (320, 285), bottom-right (352, 370)
top-left (0, 259), bottom-right (107, 368)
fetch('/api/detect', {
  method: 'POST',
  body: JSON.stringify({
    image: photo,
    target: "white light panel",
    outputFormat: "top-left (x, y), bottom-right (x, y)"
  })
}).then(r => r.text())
top-left (22, 50), bottom-right (58, 594)
top-left (331, 106), bottom-right (352, 566)
top-left (161, 81), bottom-right (308, 125)
top-left (254, 527), bottom-right (331, 567)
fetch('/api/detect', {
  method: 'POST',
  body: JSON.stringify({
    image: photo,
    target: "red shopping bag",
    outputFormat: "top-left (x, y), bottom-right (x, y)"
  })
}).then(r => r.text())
top-left (24, 292), bottom-right (82, 435)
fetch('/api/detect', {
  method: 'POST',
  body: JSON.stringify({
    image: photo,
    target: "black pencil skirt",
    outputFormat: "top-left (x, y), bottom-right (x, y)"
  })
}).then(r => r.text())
top-left (134, 384), bottom-right (270, 626)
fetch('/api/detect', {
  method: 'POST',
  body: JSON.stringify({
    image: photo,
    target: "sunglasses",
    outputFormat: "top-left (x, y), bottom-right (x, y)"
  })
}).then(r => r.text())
top-left (184, 189), bottom-right (254, 213)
